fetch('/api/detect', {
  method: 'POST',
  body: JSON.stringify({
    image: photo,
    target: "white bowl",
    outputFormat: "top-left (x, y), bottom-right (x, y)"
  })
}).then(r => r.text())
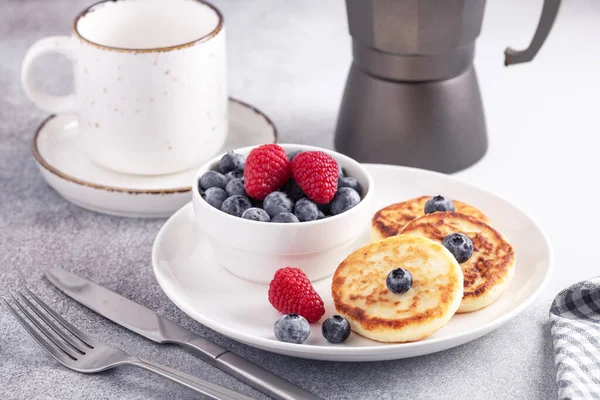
top-left (191, 144), bottom-right (374, 283)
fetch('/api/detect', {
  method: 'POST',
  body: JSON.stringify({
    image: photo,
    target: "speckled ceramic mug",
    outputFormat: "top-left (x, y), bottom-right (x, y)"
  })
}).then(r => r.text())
top-left (22, 0), bottom-right (227, 175)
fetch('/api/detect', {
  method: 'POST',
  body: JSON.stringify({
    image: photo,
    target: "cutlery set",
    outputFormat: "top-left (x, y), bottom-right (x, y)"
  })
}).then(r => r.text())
top-left (3, 269), bottom-right (321, 400)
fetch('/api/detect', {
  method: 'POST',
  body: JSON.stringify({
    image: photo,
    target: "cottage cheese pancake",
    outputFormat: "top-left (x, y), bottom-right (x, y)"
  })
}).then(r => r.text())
top-left (400, 212), bottom-right (515, 313)
top-left (371, 196), bottom-right (490, 241)
top-left (332, 235), bottom-right (463, 343)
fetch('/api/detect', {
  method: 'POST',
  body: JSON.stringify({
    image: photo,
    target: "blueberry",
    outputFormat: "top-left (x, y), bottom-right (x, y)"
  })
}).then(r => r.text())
top-left (386, 268), bottom-right (413, 294)
top-left (263, 191), bottom-right (294, 218)
top-left (225, 170), bottom-right (243, 181)
top-left (199, 171), bottom-right (228, 191)
top-left (274, 314), bottom-right (310, 344)
top-left (288, 150), bottom-right (303, 162)
top-left (225, 178), bottom-right (247, 197)
top-left (218, 151), bottom-right (245, 174)
top-left (203, 187), bottom-right (227, 209)
top-left (294, 198), bottom-right (319, 222)
top-left (271, 212), bottom-right (299, 223)
top-left (282, 179), bottom-right (305, 202)
top-left (330, 187), bottom-right (360, 215)
top-left (338, 176), bottom-right (362, 196)
top-left (317, 210), bottom-right (325, 220)
top-left (442, 233), bottom-right (473, 263)
top-left (322, 315), bottom-right (351, 344)
top-left (221, 195), bottom-right (252, 217)
top-left (424, 195), bottom-right (456, 214)
top-left (241, 207), bottom-right (270, 222)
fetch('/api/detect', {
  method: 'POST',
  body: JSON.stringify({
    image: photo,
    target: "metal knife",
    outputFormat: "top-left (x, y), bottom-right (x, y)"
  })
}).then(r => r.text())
top-left (45, 268), bottom-right (322, 400)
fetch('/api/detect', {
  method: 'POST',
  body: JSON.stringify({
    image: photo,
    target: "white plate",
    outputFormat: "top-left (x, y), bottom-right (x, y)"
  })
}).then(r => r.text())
top-left (152, 165), bottom-right (553, 362)
top-left (33, 99), bottom-right (277, 218)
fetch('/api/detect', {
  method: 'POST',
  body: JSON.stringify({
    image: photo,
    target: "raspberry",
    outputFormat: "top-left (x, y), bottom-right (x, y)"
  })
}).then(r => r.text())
top-left (291, 151), bottom-right (339, 204)
top-left (244, 144), bottom-right (291, 200)
top-left (268, 267), bottom-right (325, 323)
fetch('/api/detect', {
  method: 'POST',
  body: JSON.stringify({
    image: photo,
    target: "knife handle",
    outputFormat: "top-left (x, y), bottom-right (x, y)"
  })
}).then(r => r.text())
top-left (215, 352), bottom-right (323, 400)
top-left (178, 335), bottom-right (230, 362)
top-left (180, 337), bottom-right (322, 400)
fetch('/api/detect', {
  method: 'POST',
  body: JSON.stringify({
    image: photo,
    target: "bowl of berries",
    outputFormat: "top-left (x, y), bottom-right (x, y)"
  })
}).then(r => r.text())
top-left (192, 143), bottom-right (373, 283)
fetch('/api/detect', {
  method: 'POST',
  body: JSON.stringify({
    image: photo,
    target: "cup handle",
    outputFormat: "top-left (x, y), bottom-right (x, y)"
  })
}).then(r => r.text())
top-left (21, 36), bottom-right (78, 113)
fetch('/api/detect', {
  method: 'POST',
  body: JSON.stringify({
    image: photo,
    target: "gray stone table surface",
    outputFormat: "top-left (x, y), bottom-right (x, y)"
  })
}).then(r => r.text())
top-left (2, 0), bottom-right (600, 399)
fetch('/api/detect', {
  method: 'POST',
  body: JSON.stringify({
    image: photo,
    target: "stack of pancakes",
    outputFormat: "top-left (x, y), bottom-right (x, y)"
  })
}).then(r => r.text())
top-left (331, 196), bottom-right (515, 343)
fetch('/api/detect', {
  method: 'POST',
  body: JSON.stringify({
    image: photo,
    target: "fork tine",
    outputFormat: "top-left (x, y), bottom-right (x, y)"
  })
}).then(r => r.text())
top-left (24, 288), bottom-right (95, 348)
top-left (10, 295), bottom-right (81, 361)
top-left (3, 298), bottom-right (77, 364)
top-left (17, 291), bottom-right (86, 355)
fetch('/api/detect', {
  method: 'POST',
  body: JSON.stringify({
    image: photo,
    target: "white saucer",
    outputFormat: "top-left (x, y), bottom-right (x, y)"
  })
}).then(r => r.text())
top-left (152, 164), bottom-right (553, 362)
top-left (33, 99), bottom-right (277, 218)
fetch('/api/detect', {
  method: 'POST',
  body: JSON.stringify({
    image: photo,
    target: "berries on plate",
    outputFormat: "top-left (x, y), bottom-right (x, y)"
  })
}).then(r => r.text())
top-left (244, 144), bottom-right (291, 200)
top-left (292, 151), bottom-right (339, 204)
top-left (274, 314), bottom-right (310, 344)
top-left (442, 232), bottom-right (473, 263)
top-left (271, 212), bottom-right (300, 223)
top-left (330, 187), bottom-right (360, 215)
top-left (241, 207), bottom-right (270, 222)
top-left (219, 151), bottom-right (245, 174)
top-left (424, 195), bottom-right (456, 214)
top-left (322, 315), bottom-right (351, 344)
top-left (225, 178), bottom-right (247, 197)
top-left (386, 268), bottom-right (413, 294)
top-left (199, 171), bottom-right (228, 191)
top-left (268, 267), bottom-right (325, 323)
top-left (200, 147), bottom-right (364, 222)
top-left (221, 195), bottom-right (252, 217)
top-left (294, 198), bottom-right (319, 222)
top-left (263, 191), bottom-right (294, 218)
top-left (203, 187), bottom-right (227, 209)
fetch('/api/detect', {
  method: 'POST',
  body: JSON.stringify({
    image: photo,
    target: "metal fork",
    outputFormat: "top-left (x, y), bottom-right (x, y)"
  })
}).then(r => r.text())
top-left (3, 289), bottom-right (255, 400)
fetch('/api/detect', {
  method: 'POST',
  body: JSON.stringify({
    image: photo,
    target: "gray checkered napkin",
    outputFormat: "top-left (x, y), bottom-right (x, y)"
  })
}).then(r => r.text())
top-left (550, 278), bottom-right (600, 400)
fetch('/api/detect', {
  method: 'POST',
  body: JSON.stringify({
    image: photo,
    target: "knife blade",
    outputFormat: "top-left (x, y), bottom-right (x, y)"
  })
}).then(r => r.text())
top-left (45, 268), bottom-right (322, 400)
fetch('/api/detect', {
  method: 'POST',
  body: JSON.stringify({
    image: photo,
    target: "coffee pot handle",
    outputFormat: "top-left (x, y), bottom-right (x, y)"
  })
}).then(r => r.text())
top-left (21, 36), bottom-right (78, 113)
top-left (504, 0), bottom-right (561, 66)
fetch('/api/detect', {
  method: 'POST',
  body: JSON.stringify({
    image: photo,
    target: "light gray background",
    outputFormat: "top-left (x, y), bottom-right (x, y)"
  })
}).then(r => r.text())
top-left (2, 0), bottom-right (600, 399)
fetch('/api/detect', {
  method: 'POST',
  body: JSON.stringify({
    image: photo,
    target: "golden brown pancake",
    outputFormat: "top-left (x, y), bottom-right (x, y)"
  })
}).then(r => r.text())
top-left (371, 196), bottom-right (490, 241)
top-left (332, 235), bottom-right (463, 343)
top-left (400, 212), bottom-right (515, 313)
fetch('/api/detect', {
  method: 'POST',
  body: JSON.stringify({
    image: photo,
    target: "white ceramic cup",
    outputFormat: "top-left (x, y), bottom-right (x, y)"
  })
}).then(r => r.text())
top-left (22, 0), bottom-right (227, 175)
